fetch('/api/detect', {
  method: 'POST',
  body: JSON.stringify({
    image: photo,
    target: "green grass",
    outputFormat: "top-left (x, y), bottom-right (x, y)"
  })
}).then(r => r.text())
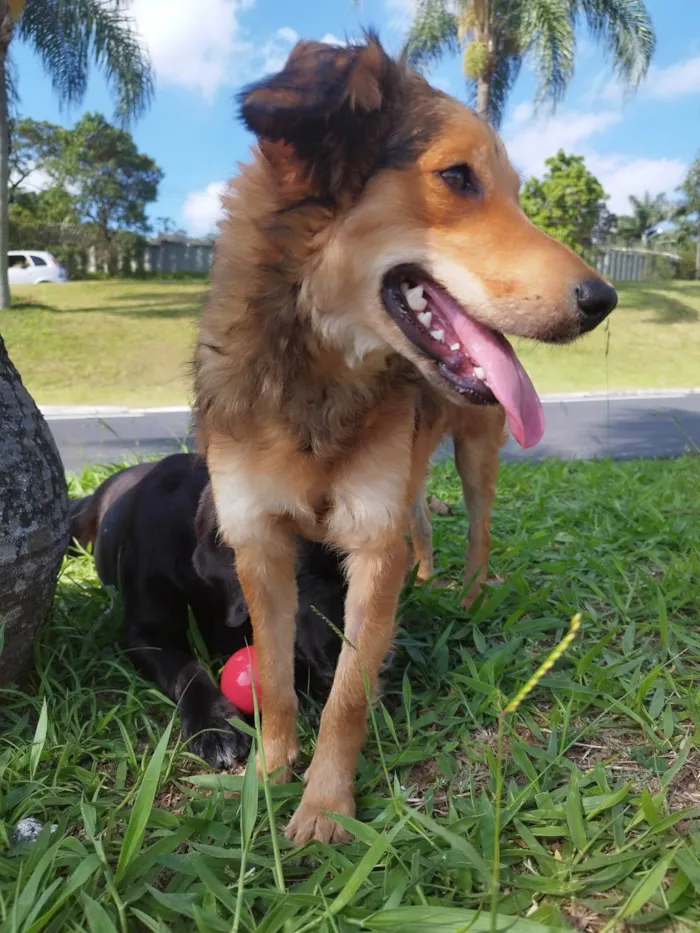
top-left (1, 279), bottom-right (699, 406)
top-left (2, 455), bottom-right (700, 931)
top-left (515, 281), bottom-right (700, 395)
top-left (2, 281), bottom-right (201, 407)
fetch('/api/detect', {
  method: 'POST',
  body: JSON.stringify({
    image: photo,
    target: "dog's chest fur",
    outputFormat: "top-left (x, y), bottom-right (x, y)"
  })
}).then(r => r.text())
top-left (284, 355), bottom-right (422, 460)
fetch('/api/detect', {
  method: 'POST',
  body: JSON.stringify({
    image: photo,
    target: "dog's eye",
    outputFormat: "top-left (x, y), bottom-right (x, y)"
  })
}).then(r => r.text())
top-left (439, 164), bottom-right (479, 196)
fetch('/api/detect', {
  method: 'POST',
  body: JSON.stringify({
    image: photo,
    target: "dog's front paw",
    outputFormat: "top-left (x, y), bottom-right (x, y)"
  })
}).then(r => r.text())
top-left (462, 574), bottom-right (504, 610)
top-left (182, 695), bottom-right (251, 769)
top-left (257, 736), bottom-right (299, 784)
top-left (285, 784), bottom-right (355, 846)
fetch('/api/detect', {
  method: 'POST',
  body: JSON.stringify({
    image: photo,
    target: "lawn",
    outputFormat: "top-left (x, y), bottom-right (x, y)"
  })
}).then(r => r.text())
top-left (2, 455), bottom-right (700, 931)
top-left (1, 279), bottom-right (698, 407)
top-left (2, 281), bottom-right (202, 407)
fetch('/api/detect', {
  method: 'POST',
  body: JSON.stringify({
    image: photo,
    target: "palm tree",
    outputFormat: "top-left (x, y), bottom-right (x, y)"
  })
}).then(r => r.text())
top-left (616, 192), bottom-right (668, 247)
top-left (0, 0), bottom-right (152, 687)
top-left (674, 155), bottom-right (700, 279)
top-left (0, 335), bottom-right (71, 686)
top-left (405, 0), bottom-right (655, 127)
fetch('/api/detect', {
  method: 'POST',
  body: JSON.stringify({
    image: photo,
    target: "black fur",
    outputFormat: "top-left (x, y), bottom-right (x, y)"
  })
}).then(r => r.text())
top-left (71, 453), bottom-right (345, 768)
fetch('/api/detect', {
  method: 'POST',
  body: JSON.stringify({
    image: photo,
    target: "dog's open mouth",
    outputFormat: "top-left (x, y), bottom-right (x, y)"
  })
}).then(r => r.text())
top-left (382, 265), bottom-right (545, 449)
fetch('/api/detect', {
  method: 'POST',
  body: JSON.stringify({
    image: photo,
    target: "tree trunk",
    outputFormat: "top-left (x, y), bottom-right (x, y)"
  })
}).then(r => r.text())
top-left (476, 76), bottom-right (490, 120)
top-left (0, 5), bottom-right (12, 310)
top-left (0, 335), bottom-right (69, 686)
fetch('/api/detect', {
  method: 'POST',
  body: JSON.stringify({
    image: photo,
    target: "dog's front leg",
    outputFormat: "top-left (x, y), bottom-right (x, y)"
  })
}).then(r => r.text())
top-left (234, 532), bottom-right (300, 782)
top-left (286, 535), bottom-right (408, 845)
top-left (453, 405), bottom-right (505, 608)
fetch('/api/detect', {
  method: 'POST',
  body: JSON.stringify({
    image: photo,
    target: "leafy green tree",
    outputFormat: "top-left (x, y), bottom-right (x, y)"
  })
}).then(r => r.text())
top-left (0, 0), bottom-right (153, 307)
top-left (50, 112), bottom-right (162, 271)
top-left (405, 0), bottom-right (655, 126)
top-left (9, 186), bottom-right (78, 226)
top-left (616, 192), bottom-right (668, 246)
top-left (520, 149), bottom-right (607, 255)
top-left (9, 118), bottom-right (77, 232)
top-left (8, 117), bottom-right (61, 197)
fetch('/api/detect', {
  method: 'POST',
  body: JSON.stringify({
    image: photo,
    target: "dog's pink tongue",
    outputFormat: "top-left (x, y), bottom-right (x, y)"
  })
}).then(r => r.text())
top-left (435, 296), bottom-right (545, 448)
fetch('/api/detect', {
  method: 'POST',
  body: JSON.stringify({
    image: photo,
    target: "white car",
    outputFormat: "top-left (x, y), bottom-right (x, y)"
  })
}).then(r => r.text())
top-left (8, 251), bottom-right (68, 285)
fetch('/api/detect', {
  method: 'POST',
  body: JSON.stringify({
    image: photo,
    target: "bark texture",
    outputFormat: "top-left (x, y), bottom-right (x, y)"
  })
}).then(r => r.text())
top-left (0, 3), bottom-right (13, 309)
top-left (0, 336), bottom-right (68, 685)
top-left (476, 76), bottom-right (490, 120)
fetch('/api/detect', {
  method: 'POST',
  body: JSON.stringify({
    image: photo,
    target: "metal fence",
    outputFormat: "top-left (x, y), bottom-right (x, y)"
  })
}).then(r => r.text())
top-left (594, 247), bottom-right (680, 282)
top-left (141, 237), bottom-right (213, 274)
top-left (85, 235), bottom-right (214, 275)
top-left (143, 242), bottom-right (677, 281)
top-left (12, 225), bottom-right (683, 282)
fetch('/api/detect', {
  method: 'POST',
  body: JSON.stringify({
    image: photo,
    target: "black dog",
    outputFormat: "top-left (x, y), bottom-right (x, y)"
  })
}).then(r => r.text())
top-left (70, 453), bottom-right (345, 768)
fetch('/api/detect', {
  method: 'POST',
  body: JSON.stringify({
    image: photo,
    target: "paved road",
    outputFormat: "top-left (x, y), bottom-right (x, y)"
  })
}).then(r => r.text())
top-left (44, 391), bottom-right (700, 474)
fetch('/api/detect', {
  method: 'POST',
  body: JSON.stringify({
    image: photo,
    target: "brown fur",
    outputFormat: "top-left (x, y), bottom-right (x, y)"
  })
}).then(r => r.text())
top-left (195, 34), bottom-right (613, 845)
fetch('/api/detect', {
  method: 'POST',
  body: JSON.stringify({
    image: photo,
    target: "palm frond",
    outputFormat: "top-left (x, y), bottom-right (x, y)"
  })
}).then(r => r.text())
top-left (485, 50), bottom-right (522, 126)
top-left (17, 0), bottom-right (154, 122)
top-left (403, 0), bottom-right (460, 72)
top-left (520, 0), bottom-right (575, 111)
top-left (579, 0), bottom-right (655, 86)
top-left (617, 190), bottom-right (668, 243)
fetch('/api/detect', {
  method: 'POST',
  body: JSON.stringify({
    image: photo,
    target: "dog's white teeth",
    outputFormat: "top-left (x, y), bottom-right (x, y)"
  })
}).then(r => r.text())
top-left (474, 366), bottom-right (485, 380)
top-left (416, 310), bottom-right (432, 328)
top-left (430, 329), bottom-right (445, 343)
top-left (405, 285), bottom-right (428, 313)
top-left (449, 342), bottom-right (460, 351)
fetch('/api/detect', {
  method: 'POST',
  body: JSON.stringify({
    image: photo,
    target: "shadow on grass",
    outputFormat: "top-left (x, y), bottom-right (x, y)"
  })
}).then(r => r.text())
top-left (619, 286), bottom-right (700, 323)
top-left (10, 301), bottom-right (59, 313)
top-left (10, 294), bottom-right (201, 319)
top-left (67, 304), bottom-right (200, 320)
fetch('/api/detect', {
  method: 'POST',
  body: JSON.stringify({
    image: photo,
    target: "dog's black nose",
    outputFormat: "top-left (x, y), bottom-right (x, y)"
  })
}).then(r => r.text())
top-left (575, 277), bottom-right (617, 331)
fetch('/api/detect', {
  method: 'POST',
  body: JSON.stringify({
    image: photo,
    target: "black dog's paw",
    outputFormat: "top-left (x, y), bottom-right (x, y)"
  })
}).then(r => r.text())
top-left (182, 695), bottom-right (252, 769)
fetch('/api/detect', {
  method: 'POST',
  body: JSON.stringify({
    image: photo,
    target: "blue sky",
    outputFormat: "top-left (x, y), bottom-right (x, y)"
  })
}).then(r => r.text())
top-left (14, 0), bottom-right (700, 236)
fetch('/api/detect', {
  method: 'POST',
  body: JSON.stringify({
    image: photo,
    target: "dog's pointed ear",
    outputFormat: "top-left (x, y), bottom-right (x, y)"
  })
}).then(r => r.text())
top-left (239, 35), bottom-right (391, 143)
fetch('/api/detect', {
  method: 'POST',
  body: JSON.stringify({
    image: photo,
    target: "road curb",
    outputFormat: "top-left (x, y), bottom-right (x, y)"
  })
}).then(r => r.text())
top-left (42, 405), bottom-right (192, 420)
top-left (40, 389), bottom-right (699, 420)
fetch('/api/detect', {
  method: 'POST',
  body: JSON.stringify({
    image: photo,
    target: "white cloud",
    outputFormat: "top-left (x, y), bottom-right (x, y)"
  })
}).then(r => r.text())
top-left (276, 27), bottom-right (298, 44)
top-left (587, 155), bottom-right (687, 214)
top-left (130, 2), bottom-right (299, 96)
top-left (12, 166), bottom-right (51, 193)
top-left (130, 0), bottom-right (255, 98)
top-left (580, 71), bottom-right (628, 107)
top-left (181, 181), bottom-right (226, 236)
top-left (647, 55), bottom-right (700, 100)
top-left (503, 108), bottom-right (686, 216)
top-left (503, 109), bottom-right (622, 179)
top-left (320, 33), bottom-right (346, 46)
top-left (585, 54), bottom-right (700, 108)
top-left (510, 102), bottom-right (534, 125)
top-left (259, 27), bottom-right (298, 75)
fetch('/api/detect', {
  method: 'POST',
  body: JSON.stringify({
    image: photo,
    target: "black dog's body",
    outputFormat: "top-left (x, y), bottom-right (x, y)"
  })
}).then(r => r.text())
top-left (71, 454), bottom-right (345, 767)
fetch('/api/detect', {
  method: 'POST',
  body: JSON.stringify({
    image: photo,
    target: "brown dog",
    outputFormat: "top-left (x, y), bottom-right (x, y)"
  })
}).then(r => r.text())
top-left (194, 34), bottom-right (616, 845)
